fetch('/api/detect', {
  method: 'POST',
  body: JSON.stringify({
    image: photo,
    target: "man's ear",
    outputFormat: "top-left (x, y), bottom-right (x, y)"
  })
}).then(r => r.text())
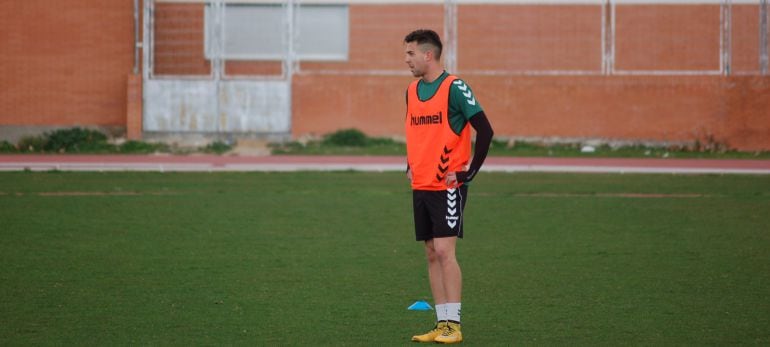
top-left (424, 49), bottom-right (433, 62)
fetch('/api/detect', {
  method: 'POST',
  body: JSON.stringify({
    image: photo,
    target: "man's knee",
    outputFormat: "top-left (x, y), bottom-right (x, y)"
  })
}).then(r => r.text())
top-left (424, 242), bottom-right (440, 263)
top-left (432, 241), bottom-right (456, 264)
top-left (435, 249), bottom-right (455, 264)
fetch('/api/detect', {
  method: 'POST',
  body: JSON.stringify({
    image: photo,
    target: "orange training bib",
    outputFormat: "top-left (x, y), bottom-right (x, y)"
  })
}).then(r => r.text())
top-left (405, 75), bottom-right (471, 191)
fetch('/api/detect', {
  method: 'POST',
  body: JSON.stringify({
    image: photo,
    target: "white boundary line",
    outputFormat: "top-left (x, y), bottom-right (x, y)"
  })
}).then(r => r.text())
top-left (1, 162), bottom-right (768, 174)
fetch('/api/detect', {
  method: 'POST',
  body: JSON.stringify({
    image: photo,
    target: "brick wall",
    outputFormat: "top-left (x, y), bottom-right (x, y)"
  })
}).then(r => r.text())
top-left (614, 5), bottom-right (720, 71)
top-left (1, 2), bottom-right (768, 150)
top-left (458, 5), bottom-right (603, 71)
top-left (292, 74), bottom-right (770, 150)
top-left (732, 5), bottom-right (762, 72)
top-left (152, 2), bottom-right (209, 76)
top-left (292, 4), bottom-right (770, 151)
top-left (0, 0), bottom-right (135, 127)
top-left (126, 74), bottom-right (142, 140)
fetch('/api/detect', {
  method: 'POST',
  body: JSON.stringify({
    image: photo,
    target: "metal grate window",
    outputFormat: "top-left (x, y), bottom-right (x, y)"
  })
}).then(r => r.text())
top-left (205, 3), bottom-right (349, 61)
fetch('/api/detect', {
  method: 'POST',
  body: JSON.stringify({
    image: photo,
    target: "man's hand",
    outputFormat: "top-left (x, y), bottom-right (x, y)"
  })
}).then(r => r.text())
top-left (406, 168), bottom-right (413, 182)
top-left (445, 171), bottom-right (459, 188)
top-left (447, 166), bottom-right (473, 187)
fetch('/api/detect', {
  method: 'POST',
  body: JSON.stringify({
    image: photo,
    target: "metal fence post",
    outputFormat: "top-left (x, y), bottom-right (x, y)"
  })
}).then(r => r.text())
top-left (602, 0), bottom-right (614, 75)
top-left (133, 0), bottom-right (140, 75)
top-left (721, 0), bottom-right (732, 76)
top-left (761, 0), bottom-right (768, 74)
top-left (143, 0), bottom-right (153, 80)
top-left (444, 0), bottom-right (457, 74)
top-left (285, 0), bottom-right (295, 80)
top-left (285, 0), bottom-right (296, 135)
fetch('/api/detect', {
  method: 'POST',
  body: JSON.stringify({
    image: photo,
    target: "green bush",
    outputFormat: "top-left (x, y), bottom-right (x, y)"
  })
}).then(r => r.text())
top-left (0, 140), bottom-right (17, 153)
top-left (17, 135), bottom-right (47, 152)
top-left (322, 128), bottom-right (368, 147)
top-left (202, 141), bottom-right (232, 154)
top-left (44, 128), bottom-right (110, 153)
top-left (119, 140), bottom-right (168, 154)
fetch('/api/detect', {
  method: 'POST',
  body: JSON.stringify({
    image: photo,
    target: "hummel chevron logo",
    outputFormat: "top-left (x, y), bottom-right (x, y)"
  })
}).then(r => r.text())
top-left (443, 146), bottom-right (452, 154)
top-left (447, 187), bottom-right (459, 229)
top-left (447, 190), bottom-right (457, 208)
top-left (462, 88), bottom-right (476, 105)
top-left (454, 80), bottom-right (475, 105)
top-left (438, 164), bottom-right (448, 173)
top-left (440, 155), bottom-right (449, 164)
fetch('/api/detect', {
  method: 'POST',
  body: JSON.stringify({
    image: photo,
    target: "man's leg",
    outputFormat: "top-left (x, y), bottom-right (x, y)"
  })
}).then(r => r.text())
top-left (411, 239), bottom-right (451, 343)
top-left (425, 239), bottom-right (448, 306)
top-left (413, 188), bottom-right (465, 343)
top-left (432, 236), bottom-right (463, 344)
top-left (412, 195), bottom-right (452, 343)
top-left (431, 236), bottom-right (461, 303)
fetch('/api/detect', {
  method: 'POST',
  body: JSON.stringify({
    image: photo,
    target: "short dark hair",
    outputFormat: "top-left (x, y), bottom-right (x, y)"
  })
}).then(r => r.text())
top-left (404, 29), bottom-right (443, 60)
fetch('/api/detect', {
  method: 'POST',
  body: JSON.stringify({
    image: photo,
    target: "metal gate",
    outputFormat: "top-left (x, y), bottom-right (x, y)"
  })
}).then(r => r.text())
top-left (142, 0), bottom-right (295, 137)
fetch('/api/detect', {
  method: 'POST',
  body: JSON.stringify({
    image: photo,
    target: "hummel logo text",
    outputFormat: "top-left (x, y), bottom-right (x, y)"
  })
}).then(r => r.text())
top-left (410, 111), bottom-right (442, 126)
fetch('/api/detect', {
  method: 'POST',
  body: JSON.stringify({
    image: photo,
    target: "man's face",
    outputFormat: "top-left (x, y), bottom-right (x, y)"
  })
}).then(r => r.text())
top-left (404, 41), bottom-right (429, 78)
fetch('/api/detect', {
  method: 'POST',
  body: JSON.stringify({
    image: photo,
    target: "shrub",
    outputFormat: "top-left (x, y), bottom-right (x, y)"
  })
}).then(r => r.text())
top-left (44, 127), bottom-right (110, 153)
top-left (119, 140), bottom-right (168, 154)
top-left (322, 128), bottom-right (368, 147)
top-left (0, 140), bottom-right (17, 153)
top-left (202, 141), bottom-right (232, 154)
top-left (17, 135), bottom-right (47, 152)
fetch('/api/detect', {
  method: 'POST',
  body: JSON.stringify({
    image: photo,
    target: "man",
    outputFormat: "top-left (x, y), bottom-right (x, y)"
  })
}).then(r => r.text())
top-left (404, 29), bottom-right (494, 344)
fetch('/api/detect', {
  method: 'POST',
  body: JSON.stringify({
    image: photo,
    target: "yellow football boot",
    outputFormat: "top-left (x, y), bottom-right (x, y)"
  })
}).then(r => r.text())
top-left (411, 321), bottom-right (448, 343)
top-left (433, 321), bottom-right (462, 344)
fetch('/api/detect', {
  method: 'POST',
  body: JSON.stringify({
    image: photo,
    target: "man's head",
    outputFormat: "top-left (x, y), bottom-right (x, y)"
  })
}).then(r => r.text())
top-left (404, 29), bottom-right (443, 78)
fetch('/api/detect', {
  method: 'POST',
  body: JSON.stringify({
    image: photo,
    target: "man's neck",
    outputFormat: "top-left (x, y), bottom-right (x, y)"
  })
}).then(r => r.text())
top-left (421, 68), bottom-right (445, 84)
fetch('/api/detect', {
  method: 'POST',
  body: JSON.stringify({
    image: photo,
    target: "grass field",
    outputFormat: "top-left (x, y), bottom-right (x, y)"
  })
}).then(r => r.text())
top-left (1, 171), bottom-right (769, 345)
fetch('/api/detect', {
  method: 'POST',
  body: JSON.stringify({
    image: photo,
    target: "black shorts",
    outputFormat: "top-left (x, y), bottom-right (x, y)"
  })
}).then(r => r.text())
top-left (412, 185), bottom-right (468, 241)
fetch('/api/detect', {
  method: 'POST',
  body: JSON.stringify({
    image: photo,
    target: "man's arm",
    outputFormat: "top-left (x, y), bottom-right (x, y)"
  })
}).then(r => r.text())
top-left (405, 89), bottom-right (411, 181)
top-left (406, 163), bottom-right (412, 181)
top-left (448, 111), bottom-right (494, 184)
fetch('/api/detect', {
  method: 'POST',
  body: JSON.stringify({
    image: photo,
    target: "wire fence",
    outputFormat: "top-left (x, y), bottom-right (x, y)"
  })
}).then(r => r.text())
top-left (146, 0), bottom-right (770, 78)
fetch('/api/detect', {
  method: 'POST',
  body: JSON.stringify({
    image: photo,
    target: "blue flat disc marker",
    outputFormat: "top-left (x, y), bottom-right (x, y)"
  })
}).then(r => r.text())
top-left (408, 301), bottom-right (433, 311)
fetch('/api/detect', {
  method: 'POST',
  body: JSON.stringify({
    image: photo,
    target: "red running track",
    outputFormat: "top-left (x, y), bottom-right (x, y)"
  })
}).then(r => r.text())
top-left (1, 154), bottom-right (769, 174)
